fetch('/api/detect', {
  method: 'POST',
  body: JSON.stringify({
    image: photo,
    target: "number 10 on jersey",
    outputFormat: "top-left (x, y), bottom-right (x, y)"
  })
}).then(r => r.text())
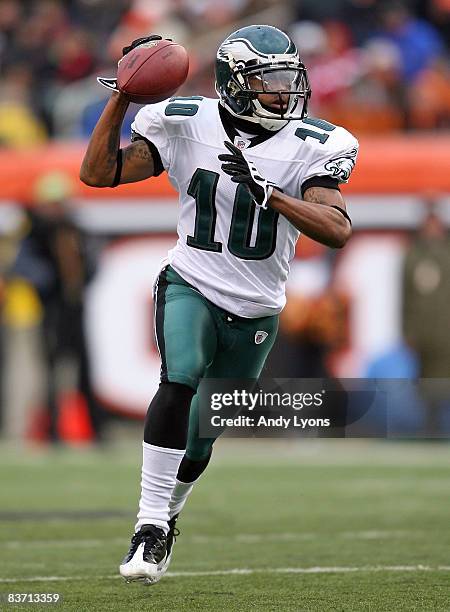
top-left (186, 169), bottom-right (279, 261)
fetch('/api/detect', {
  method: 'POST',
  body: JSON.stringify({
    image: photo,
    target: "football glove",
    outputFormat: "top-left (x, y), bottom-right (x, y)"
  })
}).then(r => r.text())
top-left (218, 141), bottom-right (276, 209)
top-left (97, 35), bottom-right (166, 93)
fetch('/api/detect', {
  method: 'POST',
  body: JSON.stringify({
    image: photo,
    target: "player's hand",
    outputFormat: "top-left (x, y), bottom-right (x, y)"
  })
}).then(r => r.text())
top-left (97, 35), bottom-right (166, 93)
top-left (218, 141), bottom-right (276, 209)
top-left (121, 35), bottom-right (164, 56)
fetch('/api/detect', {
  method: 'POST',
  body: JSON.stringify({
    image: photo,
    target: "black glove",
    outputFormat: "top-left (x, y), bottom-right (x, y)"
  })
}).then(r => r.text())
top-left (97, 35), bottom-right (166, 93)
top-left (122, 34), bottom-right (164, 57)
top-left (218, 141), bottom-right (276, 209)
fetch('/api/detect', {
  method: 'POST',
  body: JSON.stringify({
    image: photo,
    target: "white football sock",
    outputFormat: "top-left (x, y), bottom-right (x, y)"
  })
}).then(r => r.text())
top-left (168, 479), bottom-right (195, 519)
top-left (135, 442), bottom-right (185, 533)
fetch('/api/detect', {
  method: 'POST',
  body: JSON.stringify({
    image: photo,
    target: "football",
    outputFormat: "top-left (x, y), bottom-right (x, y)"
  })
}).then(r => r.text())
top-left (117, 39), bottom-right (189, 104)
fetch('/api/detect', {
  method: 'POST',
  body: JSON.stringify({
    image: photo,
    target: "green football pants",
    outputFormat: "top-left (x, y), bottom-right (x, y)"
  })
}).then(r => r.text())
top-left (154, 266), bottom-right (279, 460)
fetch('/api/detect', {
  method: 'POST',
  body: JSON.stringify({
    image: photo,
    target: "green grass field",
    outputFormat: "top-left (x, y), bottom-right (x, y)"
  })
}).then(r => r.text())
top-left (0, 440), bottom-right (449, 612)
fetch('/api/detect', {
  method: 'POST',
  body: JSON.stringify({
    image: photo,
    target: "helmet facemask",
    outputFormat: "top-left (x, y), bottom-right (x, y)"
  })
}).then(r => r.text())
top-left (216, 32), bottom-right (311, 131)
top-left (235, 61), bottom-right (311, 124)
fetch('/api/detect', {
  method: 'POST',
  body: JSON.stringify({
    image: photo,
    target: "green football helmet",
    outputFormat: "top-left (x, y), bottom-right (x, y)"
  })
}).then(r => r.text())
top-left (215, 25), bottom-right (311, 131)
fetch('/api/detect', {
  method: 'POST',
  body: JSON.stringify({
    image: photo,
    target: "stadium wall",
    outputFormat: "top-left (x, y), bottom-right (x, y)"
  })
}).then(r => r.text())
top-left (1, 136), bottom-right (449, 416)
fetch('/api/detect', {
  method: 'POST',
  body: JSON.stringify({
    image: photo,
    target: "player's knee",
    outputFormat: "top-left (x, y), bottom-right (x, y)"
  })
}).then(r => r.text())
top-left (144, 382), bottom-right (195, 446)
top-left (164, 352), bottom-right (208, 389)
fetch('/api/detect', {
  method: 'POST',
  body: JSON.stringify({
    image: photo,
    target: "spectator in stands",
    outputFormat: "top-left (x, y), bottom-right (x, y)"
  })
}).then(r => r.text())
top-left (0, 0), bottom-right (448, 136)
top-left (290, 20), bottom-right (364, 116)
top-left (173, 0), bottom-right (251, 31)
top-left (0, 64), bottom-right (47, 147)
top-left (11, 172), bottom-right (104, 443)
top-left (341, 38), bottom-right (406, 132)
top-left (292, 0), bottom-right (379, 44)
top-left (377, 1), bottom-right (445, 83)
top-left (402, 198), bottom-right (450, 378)
top-left (80, 97), bottom-right (138, 139)
top-left (52, 27), bottom-right (95, 84)
top-left (0, 0), bottom-right (22, 49)
top-left (402, 199), bottom-right (450, 435)
top-left (408, 57), bottom-right (450, 129)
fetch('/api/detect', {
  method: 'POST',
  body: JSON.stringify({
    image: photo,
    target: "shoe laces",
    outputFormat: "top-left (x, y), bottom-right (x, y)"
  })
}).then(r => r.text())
top-left (168, 516), bottom-right (180, 542)
top-left (172, 526), bottom-right (180, 541)
top-left (129, 526), bottom-right (165, 554)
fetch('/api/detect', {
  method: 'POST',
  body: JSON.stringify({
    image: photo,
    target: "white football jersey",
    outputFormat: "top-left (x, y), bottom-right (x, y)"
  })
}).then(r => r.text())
top-left (132, 97), bottom-right (358, 318)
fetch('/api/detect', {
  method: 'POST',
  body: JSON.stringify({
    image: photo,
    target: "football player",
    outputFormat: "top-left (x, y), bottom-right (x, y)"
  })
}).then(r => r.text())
top-left (80, 25), bottom-right (358, 584)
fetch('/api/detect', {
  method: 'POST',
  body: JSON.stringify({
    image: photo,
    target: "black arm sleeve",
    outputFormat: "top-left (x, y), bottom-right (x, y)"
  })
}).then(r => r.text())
top-left (131, 130), bottom-right (165, 176)
top-left (301, 175), bottom-right (340, 198)
top-left (330, 205), bottom-right (352, 226)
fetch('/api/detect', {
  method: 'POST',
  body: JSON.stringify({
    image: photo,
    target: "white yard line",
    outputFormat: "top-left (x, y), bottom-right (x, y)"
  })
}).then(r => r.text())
top-left (0, 566), bottom-right (450, 583)
top-left (2, 530), bottom-right (417, 549)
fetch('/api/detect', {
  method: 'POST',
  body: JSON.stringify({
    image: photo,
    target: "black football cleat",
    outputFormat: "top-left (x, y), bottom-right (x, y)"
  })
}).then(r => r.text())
top-left (119, 524), bottom-right (168, 584)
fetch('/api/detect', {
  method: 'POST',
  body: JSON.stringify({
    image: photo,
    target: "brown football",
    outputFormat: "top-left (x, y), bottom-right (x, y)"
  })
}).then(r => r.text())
top-left (117, 39), bottom-right (189, 104)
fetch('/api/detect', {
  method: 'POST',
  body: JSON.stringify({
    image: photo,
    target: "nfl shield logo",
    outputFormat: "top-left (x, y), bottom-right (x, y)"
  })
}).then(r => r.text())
top-left (255, 331), bottom-right (268, 345)
top-left (234, 137), bottom-right (250, 150)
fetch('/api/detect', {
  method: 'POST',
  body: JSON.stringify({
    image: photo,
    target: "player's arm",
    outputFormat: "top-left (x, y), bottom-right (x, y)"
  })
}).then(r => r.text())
top-left (79, 91), bottom-right (156, 187)
top-left (80, 35), bottom-right (167, 188)
top-left (269, 186), bottom-right (351, 249)
top-left (219, 140), bottom-right (352, 249)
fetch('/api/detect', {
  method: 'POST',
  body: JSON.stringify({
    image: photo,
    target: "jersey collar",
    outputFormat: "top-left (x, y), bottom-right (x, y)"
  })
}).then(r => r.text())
top-left (218, 103), bottom-right (283, 148)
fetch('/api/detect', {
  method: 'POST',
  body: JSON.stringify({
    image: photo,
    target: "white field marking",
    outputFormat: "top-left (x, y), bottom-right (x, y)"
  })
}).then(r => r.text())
top-left (340, 530), bottom-right (412, 540)
top-left (3, 538), bottom-right (128, 550)
top-left (1, 530), bottom-right (417, 550)
top-left (0, 566), bottom-right (450, 583)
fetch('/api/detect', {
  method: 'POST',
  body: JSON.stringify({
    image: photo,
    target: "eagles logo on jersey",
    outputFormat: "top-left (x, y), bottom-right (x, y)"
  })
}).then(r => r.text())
top-left (324, 147), bottom-right (358, 182)
top-left (215, 25), bottom-right (311, 131)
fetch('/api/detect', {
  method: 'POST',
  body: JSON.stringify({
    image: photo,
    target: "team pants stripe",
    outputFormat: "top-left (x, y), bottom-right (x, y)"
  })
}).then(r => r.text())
top-left (154, 268), bottom-right (169, 382)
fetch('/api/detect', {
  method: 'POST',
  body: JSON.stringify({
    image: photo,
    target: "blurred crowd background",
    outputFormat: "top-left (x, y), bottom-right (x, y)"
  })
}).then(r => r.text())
top-left (0, 0), bottom-right (448, 145)
top-left (0, 0), bottom-right (449, 444)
